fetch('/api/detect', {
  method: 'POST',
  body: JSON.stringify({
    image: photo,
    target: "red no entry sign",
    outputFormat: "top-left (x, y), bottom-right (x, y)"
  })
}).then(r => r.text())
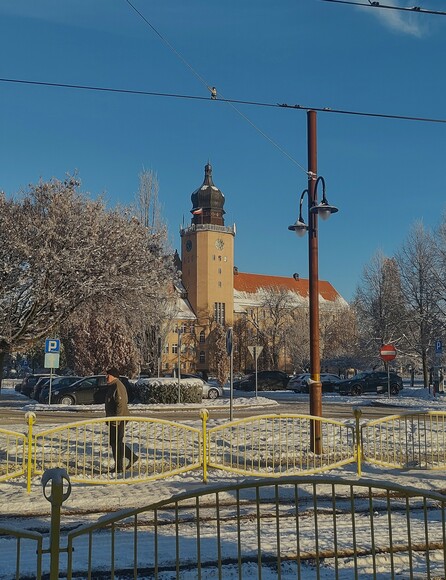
top-left (380, 344), bottom-right (397, 362)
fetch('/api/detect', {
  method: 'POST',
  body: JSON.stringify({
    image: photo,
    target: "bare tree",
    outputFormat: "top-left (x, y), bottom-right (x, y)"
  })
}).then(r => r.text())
top-left (135, 169), bottom-right (163, 234)
top-left (0, 177), bottom-right (174, 385)
top-left (396, 222), bottom-right (444, 386)
top-left (354, 251), bottom-right (406, 367)
top-left (320, 305), bottom-right (359, 374)
top-left (244, 287), bottom-right (300, 370)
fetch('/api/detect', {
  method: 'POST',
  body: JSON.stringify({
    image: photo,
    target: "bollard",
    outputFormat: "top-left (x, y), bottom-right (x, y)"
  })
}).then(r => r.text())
top-left (42, 468), bottom-right (72, 580)
top-left (200, 409), bottom-right (209, 483)
top-left (353, 407), bottom-right (363, 478)
top-left (25, 412), bottom-right (36, 493)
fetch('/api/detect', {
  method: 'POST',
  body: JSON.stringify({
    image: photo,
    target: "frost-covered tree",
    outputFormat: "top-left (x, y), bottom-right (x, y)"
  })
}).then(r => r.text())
top-left (0, 177), bottom-right (174, 384)
top-left (396, 223), bottom-right (444, 386)
top-left (354, 251), bottom-right (406, 366)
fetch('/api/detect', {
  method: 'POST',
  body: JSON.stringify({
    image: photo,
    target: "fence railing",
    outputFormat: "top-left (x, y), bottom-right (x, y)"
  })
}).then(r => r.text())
top-left (0, 425), bottom-right (27, 482)
top-left (4, 410), bottom-right (446, 489)
top-left (33, 416), bottom-right (202, 484)
top-left (204, 412), bottom-right (356, 477)
top-left (3, 469), bottom-right (446, 579)
top-left (361, 410), bottom-right (446, 469)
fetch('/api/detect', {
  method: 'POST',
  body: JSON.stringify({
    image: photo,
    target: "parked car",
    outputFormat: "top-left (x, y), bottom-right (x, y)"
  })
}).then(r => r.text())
top-left (30, 376), bottom-right (51, 400)
top-left (43, 375), bottom-right (137, 405)
top-left (19, 374), bottom-right (58, 397)
top-left (338, 371), bottom-right (403, 396)
top-left (287, 373), bottom-right (342, 393)
top-left (233, 371), bottom-right (290, 391)
top-left (38, 376), bottom-right (84, 403)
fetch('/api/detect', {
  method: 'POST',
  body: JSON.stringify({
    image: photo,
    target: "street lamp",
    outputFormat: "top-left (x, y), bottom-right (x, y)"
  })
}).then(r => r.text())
top-left (288, 110), bottom-right (338, 453)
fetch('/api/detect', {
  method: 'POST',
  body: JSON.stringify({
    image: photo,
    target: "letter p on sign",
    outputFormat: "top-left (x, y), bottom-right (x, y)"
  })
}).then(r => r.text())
top-left (45, 339), bottom-right (60, 353)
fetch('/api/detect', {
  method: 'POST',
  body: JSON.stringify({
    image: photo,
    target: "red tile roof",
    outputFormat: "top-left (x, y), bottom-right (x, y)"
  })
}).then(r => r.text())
top-left (233, 272), bottom-right (342, 302)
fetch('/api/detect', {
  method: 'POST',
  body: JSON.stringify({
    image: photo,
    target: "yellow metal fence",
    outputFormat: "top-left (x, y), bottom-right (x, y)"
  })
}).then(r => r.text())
top-left (361, 410), bottom-right (446, 469)
top-left (33, 416), bottom-right (203, 485)
top-left (3, 410), bottom-right (446, 489)
top-left (0, 425), bottom-right (27, 482)
top-left (205, 412), bottom-right (356, 477)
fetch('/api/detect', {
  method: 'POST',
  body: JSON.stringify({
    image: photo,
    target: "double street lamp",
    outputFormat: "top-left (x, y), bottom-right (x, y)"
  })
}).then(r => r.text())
top-left (288, 110), bottom-right (338, 453)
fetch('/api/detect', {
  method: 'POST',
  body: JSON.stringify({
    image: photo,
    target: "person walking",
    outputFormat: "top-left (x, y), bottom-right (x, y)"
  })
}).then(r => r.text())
top-left (105, 367), bottom-right (138, 473)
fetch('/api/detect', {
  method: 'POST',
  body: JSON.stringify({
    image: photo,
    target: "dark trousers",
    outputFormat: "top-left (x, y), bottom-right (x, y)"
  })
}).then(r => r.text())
top-left (109, 420), bottom-right (135, 470)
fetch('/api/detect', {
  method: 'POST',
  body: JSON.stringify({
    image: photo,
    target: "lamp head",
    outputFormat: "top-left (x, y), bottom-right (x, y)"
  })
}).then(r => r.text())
top-left (310, 200), bottom-right (339, 221)
top-left (288, 220), bottom-right (308, 237)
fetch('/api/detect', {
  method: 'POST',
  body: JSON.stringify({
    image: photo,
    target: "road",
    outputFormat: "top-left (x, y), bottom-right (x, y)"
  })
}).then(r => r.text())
top-left (0, 386), bottom-right (408, 426)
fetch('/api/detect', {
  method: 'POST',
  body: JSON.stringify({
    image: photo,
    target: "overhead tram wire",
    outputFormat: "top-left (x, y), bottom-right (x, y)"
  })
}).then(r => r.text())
top-left (1, 77), bottom-right (446, 126)
top-left (321, 0), bottom-right (446, 17)
top-left (123, 0), bottom-right (309, 175)
top-left (0, 75), bottom-right (444, 125)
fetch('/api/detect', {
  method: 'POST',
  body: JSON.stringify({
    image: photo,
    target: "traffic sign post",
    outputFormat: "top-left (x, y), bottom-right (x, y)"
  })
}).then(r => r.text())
top-left (380, 344), bottom-right (397, 399)
top-left (226, 328), bottom-right (234, 420)
top-left (434, 339), bottom-right (443, 397)
top-left (248, 345), bottom-right (263, 399)
top-left (45, 339), bottom-right (60, 405)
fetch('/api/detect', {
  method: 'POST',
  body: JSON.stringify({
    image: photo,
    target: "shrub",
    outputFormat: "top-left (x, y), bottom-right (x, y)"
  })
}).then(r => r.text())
top-left (134, 378), bottom-right (203, 404)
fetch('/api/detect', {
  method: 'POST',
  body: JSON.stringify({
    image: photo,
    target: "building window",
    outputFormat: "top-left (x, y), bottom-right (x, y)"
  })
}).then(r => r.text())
top-left (218, 268), bottom-right (222, 274)
top-left (199, 330), bottom-right (206, 343)
top-left (199, 351), bottom-right (206, 364)
top-left (218, 281), bottom-right (222, 287)
top-left (172, 343), bottom-right (178, 354)
top-left (163, 344), bottom-right (169, 354)
top-left (190, 323), bottom-right (195, 334)
top-left (214, 302), bottom-right (226, 325)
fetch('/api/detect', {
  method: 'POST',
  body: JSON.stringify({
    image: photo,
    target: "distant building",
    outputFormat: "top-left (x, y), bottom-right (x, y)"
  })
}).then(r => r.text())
top-left (162, 163), bottom-right (347, 376)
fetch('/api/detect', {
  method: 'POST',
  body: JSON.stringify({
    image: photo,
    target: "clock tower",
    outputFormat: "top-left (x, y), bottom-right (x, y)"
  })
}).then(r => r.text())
top-left (180, 163), bottom-right (235, 370)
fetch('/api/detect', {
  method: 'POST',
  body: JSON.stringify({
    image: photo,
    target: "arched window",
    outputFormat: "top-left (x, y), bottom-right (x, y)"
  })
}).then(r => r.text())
top-left (199, 330), bottom-right (206, 343)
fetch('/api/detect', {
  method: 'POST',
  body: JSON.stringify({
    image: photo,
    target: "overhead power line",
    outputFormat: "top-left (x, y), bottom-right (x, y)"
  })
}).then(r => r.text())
top-left (321, 0), bottom-right (446, 16)
top-left (1, 77), bottom-right (445, 125)
top-left (122, 0), bottom-right (309, 174)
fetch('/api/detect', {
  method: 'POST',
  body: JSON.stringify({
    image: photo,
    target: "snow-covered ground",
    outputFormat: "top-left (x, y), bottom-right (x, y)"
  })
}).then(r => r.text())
top-left (2, 380), bottom-right (446, 578)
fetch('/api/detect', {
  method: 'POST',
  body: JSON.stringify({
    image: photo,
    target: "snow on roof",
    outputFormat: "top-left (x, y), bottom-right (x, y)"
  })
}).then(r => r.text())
top-left (233, 271), bottom-right (347, 306)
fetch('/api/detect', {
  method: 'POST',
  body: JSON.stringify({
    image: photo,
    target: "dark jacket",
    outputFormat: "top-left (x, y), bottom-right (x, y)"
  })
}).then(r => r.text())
top-left (105, 377), bottom-right (129, 417)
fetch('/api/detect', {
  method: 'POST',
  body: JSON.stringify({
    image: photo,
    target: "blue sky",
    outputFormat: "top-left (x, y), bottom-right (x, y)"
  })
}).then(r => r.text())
top-left (1, 1), bottom-right (445, 302)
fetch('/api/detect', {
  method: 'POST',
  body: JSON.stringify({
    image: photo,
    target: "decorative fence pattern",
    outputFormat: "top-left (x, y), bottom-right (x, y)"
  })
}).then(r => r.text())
top-left (3, 410), bottom-right (446, 489)
top-left (33, 416), bottom-right (202, 484)
top-left (205, 413), bottom-right (356, 477)
top-left (361, 411), bottom-right (446, 470)
top-left (0, 426), bottom-right (27, 482)
top-left (3, 472), bottom-right (446, 579)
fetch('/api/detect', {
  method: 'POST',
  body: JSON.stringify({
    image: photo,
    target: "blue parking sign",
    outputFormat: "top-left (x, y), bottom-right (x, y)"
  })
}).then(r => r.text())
top-left (435, 340), bottom-right (443, 354)
top-left (45, 339), bottom-right (60, 353)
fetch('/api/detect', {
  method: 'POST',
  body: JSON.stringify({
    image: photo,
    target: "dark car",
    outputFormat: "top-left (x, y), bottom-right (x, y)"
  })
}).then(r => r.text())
top-left (287, 373), bottom-right (342, 393)
top-left (30, 376), bottom-right (51, 400)
top-left (338, 371), bottom-right (403, 396)
top-left (233, 370), bottom-right (290, 391)
top-left (43, 375), bottom-right (137, 405)
top-left (38, 376), bottom-right (84, 402)
top-left (20, 374), bottom-right (58, 397)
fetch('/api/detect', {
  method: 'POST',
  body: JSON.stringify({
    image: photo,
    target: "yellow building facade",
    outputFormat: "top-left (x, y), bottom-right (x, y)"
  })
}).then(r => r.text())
top-left (162, 163), bottom-right (347, 377)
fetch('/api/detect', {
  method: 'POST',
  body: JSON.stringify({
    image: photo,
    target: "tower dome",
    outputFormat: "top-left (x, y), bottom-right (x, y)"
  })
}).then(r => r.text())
top-left (190, 163), bottom-right (225, 226)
